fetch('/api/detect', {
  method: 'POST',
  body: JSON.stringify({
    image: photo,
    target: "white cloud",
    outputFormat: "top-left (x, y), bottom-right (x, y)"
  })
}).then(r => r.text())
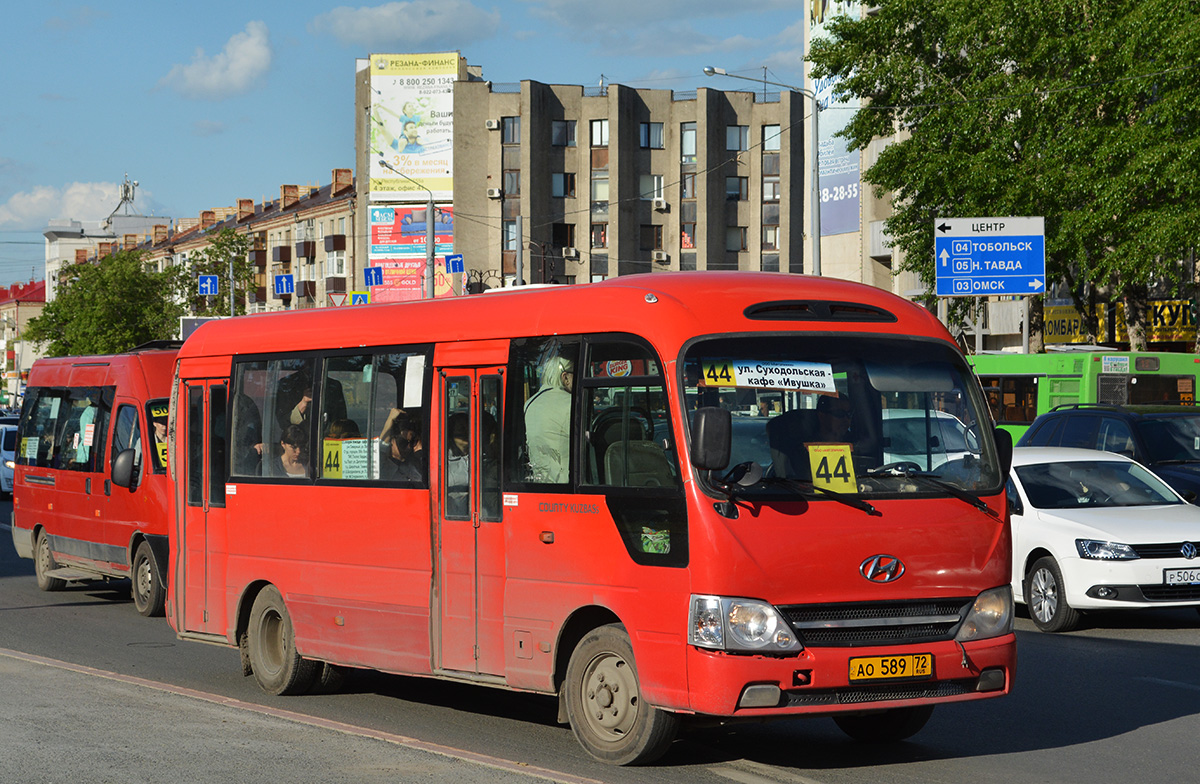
top-left (0, 182), bottom-right (121, 231)
top-left (310, 1), bottom-right (501, 49)
top-left (160, 21), bottom-right (272, 100)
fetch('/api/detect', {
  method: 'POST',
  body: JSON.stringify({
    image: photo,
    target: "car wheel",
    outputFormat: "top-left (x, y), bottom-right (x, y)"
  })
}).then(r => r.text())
top-left (1025, 556), bottom-right (1080, 632)
top-left (34, 530), bottom-right (66, 592)
top-left (247, 585), bottom-right (318, 695)
top-left (833, 705), bottom-right (934, 743)
top-left (564, 624), bottom-right (678, 765)
top-left (131, 540), bottom-right (166, 617)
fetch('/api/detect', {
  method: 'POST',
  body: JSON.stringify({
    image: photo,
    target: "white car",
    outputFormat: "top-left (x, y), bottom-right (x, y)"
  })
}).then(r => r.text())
top-left (1008, 446), bottom-right (1200, 632)
top-left (0, 424), bottom-right (15, 497)
top-left (881, 408), bottom-right (978, 470)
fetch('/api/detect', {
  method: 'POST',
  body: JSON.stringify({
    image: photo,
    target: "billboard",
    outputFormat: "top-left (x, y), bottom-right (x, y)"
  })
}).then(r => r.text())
top-left (368, 204), bottom-right (460, 302)
top-left (368, 52), bottom-right (461, 202)
top-left (810, 2), bottom-right (861, 236)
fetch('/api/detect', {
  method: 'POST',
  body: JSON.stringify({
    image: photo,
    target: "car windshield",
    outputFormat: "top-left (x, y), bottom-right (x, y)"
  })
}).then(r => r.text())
top-left (682, 335), bottom-right (1001, 497)
top-left (1136, 415), bottom-right (1200, 463)
top-left (1015, 460), bottom-right (1180, 509)
top-left (1, 428), bottom-right (15, 451)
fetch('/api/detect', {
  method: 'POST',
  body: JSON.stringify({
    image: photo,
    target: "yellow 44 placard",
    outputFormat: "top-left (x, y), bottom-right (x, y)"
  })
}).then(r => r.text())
top-left (807, 444), bottom-right (856, 493)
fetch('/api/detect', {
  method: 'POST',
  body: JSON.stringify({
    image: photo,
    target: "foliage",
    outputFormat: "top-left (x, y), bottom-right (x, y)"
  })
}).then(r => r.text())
top-left (25, 250), bottom-right (185, 357)
top-left (808, 0), bottom-right (1200, 346)
top-left (187, 228), bottom-right (255, 317)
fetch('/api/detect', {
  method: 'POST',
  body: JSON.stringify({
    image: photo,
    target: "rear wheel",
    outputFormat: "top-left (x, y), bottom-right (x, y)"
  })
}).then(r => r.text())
top-left (34, 530), bottom-right (66, 592)
top-left (564, 624), bottom-right (678, 765)
top-left (131, 540), bottom-right (165, 617)
top-left (833, 705), bottom-right (934, 742)
top-left (247, 586), bottom-right (317, 695)
top-left (1025, 556), bottom-right (1080, 632)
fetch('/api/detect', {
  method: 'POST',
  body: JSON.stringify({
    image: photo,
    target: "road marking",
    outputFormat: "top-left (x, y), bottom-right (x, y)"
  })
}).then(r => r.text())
top-left (710, 759), bottom-right (828, 784)
top-left (0, 645), bottom-right (603, 784)
top-left (1137, 676), bottom-right (1200, 693)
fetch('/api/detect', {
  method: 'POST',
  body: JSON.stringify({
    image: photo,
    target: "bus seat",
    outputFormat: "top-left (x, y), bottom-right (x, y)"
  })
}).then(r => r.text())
top-left (604, 440), bottom-right (675, 487)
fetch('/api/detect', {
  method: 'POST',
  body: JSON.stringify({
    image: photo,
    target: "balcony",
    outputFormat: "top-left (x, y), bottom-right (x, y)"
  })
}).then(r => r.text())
top-left (294, 240), bottom-right (316, 259)
top-left (324, 235), bottom-right (346, 252)
top-left (272, 246), bottom-right (291, 263)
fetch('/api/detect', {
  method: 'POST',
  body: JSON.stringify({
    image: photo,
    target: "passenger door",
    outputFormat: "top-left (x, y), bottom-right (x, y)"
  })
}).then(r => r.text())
top-left (179, 379), bottom-right (228, 634)
top-left (435, 367), bottom-right (505, 675)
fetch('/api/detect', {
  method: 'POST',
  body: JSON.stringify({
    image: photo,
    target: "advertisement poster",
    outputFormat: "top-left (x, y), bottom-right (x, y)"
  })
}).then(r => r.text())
top-left (810, 2), bottom-right (861, 236)
top-left (368, 52), bottom-right (461, 202)
top-left (368, 204), bottom-right (460, 302)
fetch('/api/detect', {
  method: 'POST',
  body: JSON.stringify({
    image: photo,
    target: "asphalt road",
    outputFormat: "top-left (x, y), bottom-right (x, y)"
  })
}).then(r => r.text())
top-left (4, 499), bottom-right (1200, 784)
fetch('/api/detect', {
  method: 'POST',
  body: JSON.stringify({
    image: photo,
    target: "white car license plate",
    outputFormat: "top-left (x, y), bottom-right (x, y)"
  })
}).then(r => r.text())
top-left (1163, 568), bottom-right (1200, 585)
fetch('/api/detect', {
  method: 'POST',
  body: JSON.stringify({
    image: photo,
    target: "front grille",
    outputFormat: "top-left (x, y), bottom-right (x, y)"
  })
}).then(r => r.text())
top-left (784, 678), bottom-right (977, 707)
top-left (1130, 542), bottom-right (1200, 559)
top-left (779, 599), bottom-right (972, 647)
top-left (1139, 583), bottom-right (1200, 601)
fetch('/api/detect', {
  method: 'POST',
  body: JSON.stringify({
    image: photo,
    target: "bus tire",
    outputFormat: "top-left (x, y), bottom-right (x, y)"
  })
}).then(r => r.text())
top-left (833, 704), bottom-right (934, 743)
top-left (564, 624), bottom-right (678, 765)
top-left (34, 530), bottom-right (66, 592)
top-left (131, 540), bottom-right (166, 617)
top-left (247, 585), bottom-right (317, 695)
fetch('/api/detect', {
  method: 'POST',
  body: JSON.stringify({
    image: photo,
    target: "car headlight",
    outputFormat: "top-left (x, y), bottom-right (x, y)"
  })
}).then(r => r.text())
top-left (3, 460), bottom-right (12, 470)
top-left (689, 594), bottom-right (803, 653)
top-left (1076, 539), bottom-right (1139, 560)
top-left (955, 585), bottom-right (1013, 642)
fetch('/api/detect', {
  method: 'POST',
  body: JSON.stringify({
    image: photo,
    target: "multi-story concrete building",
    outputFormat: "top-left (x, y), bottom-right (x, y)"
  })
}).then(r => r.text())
top-left (0, 280), bottom-right (45, 407)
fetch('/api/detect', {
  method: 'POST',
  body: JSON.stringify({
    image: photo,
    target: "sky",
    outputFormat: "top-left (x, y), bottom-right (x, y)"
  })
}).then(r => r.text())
top-left (0, 1), bottom-right (810, 287)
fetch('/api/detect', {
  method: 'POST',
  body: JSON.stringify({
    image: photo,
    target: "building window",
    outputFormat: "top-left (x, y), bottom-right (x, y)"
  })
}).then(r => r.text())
top-left (327, 251), bottom-right (346, 276)
top-left (552, 223), bottom-right (576, 248)
top-left (552, 120), bottom-right (576, 147)
top-left (639, 174), bottom-right (664, 200)
top-left (640, 225), bottom-right (664, 251)
top-left (762, 226), bottom-right (779, 250)
top-left (591, 223), bottom-right (607, 248)
top-left (503, 220), bottom-right (519, 252)
top-left (504, 170), bottom-right (521, 196)
top-left (640, 122), bottom-right (664, 149)
top-left (726, 125), bottom-right (749, 151)
top-left (552, 173), bottom-right (576, 198)
top-left (502, 116), bottom-right (521, 145)
top-left (725, 176), bottom-right (749, 200)
top-left (591, 119), bottom-right (609, 147)
top-left (763, 125), bottom-right (782, 151)
top-left (681, 223), bottom-right (696, 249)
top-left (681, 173), bottom-right (695, 199)
top-left (763, 176), bottom-right (781, 201)
top-left (681, 122), bottom-right (696, 163)
top-left (338, 217), bottom-right (346, 234)
top-left (726, 227), bottom-right (747, 252)
top-left (590, 171), bottom-right (609, 202)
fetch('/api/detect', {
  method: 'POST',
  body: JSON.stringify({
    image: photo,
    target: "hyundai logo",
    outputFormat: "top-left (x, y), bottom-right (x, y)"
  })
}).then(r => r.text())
top-left (860, 554), bottom-right (905, 583)
top-left (1182, 542), bottom-right (1197, 560)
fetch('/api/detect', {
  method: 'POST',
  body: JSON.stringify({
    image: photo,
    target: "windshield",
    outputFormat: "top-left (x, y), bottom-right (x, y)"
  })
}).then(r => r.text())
top-left (1015, 460), bottom-right (1180, 509)
top-left (1137, 415), bottom-right (1200, 464)
top-left (682, 335), bottom-right (1001, 497)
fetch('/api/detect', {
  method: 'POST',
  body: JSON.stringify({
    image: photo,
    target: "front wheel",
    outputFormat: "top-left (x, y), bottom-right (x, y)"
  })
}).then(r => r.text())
top-left (131, 540), bottom-right (165, 617)
top-left (564, 624), bottom-right (678, 765)
top-left (833, 705), bottom-right (934, 743)
top-left (1025, 556), bottom-right (1080, 632)
top-left (247, 585), bottom-right (317, 695)
top-left (34, 530), bottom-right (66, 592)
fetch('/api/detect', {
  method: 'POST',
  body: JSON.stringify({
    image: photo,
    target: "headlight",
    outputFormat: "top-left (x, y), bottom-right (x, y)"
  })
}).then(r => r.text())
top-left (3, 460), bottom-right (12, 469)
top-left (689, 594), bottom-right (803, 653)
top-left (955, 585), bottom-right (1013, 642)
top-left (1077, 539), bottom-right (1139, 560)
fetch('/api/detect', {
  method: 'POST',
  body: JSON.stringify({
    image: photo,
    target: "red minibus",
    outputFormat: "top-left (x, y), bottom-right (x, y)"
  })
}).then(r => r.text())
top-left (166, 272), bottom-right (1015, 764)
top-left (12, 342), bottom-right (178, 616)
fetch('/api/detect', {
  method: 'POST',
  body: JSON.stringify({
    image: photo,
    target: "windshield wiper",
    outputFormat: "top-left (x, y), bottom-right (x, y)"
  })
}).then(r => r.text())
top-left (759, 475), bottom-right (881, 517)
top-left (869, 466), bottom-right (999, 519)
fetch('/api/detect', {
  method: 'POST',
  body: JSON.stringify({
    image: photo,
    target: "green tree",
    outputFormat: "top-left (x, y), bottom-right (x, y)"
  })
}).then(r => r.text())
top-left (808, 0), bottom-right (1200, 349)
top-left (25, 250), bottom-right (186, 357)
top-left (188, 228), bottom-right (255, 317)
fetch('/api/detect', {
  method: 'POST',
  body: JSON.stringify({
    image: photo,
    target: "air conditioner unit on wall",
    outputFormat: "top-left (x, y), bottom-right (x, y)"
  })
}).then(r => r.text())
top-left (652, 250), bottom-right (669, 262)
top-left (563, 247), bottom-right (579, 259)
top-left (486, 188), bottom-right (503, 199)
top-left (652, 198), bottom-right (669, 212)
top-left (485, 119), bottom-right (500, 130)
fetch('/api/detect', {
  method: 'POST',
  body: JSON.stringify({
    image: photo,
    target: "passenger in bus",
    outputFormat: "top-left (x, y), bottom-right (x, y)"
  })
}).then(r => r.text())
top-left (814, 394), bottom-right (853, 442)
top-left (446, 412), bottom-right (470, 515)
top-left (269, 424), bottom-right (309, 479)
top-left (326, 419), bottom-right (361, 439)
top-left (233, 391), bottom-right (264, 476)
top-left (379, 410), bottom-right (422, 482)
top-left (275, 368), bottom-right (347, 430)
top-left (524, 356), bottom-right (574, 482)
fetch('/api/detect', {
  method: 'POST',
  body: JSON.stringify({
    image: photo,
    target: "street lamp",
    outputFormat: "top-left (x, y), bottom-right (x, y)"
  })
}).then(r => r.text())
top-left (704, 66), bottom-right (821, 276)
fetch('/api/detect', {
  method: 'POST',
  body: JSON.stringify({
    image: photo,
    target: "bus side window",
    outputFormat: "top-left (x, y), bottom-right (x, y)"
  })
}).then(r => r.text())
top-left (111, 404), bottom-right (142, 484)
top-left (507, 337), bottom-right (580, 485)
top-left (17, 388), bottom-right (67, 468)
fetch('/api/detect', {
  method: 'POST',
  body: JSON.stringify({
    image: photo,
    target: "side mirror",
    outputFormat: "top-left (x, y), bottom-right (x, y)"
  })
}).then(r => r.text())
top-left (690, 407), bottom-right (731, 472)
top-left (112, 448), bottom-right (137, 489)
top-left (994, 427), bottom-right (1013, 480)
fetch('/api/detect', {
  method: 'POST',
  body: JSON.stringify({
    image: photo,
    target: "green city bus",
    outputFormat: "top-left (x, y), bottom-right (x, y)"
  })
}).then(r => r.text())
top-left (968, 350), bottom-right (1200, 438)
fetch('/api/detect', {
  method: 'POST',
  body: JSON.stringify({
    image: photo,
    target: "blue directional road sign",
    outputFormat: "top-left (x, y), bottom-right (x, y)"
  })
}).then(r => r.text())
top-left (445, 253), bottom-right (465, 274)
top-left (273, 274), bottom-right (295, 296)
top-left (934, 217), bottom-right (1045, 297)
top-left (364, 266), bottom-right (384, 287)
top-left (198, 275), bottom-right (219, 296)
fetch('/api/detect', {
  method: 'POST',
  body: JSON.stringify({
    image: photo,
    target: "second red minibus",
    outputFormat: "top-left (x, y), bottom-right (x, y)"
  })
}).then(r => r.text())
top-left (164, 272), bottom-right (1015, 764)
